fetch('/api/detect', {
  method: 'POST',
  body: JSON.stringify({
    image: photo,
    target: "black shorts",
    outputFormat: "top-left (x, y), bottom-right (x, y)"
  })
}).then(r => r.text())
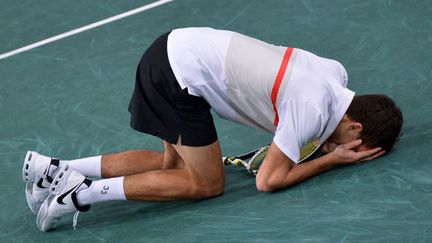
top-left (128, 32), bottom-right (218, 146)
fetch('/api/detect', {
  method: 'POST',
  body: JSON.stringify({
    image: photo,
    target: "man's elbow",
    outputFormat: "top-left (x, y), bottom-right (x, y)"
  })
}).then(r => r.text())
top-left (256, 176), bottom-right (279, 192)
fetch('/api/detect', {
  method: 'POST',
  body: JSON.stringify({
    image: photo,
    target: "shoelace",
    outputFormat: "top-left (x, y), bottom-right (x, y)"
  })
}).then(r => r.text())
top-left (71, 180), bottom-right (91, 230)
top-left (72, 211), bottom-right (80, 230)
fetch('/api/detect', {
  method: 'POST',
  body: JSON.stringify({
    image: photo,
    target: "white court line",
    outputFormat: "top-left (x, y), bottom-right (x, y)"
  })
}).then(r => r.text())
top-left (0, 0), bottom-right (174, 60)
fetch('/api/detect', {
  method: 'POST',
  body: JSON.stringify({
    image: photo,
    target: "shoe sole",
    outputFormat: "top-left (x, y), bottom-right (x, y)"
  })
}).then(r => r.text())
top-left (36, 194), bottom-right (53, 232)
top-left (22, 151), bottom-right (36, 183)
top-left (36, 165), bottom-right (72, 232)
top-left (23, 151), bottom-right (41, 214)
top-left (25, 183), bottom-right (43, 215)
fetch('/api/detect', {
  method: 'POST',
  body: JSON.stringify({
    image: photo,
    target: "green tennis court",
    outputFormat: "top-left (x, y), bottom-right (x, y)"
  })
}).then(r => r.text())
top-left (1, 0), bottom-right (431, 242)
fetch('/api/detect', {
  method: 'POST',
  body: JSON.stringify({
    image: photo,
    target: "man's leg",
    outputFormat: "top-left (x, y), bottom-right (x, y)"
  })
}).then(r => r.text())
top-left (51, 145), bottom-right (180, 178)
top-left (92, 141), bottom-right (186, 177)
top-left (36, 140), bottom-right (225, 231)
top-left (24, 143), bottom-right (185, 215)
top-left (76, 140), bottom-right (222, 205)
top-left (123, 140), bottom-right (224, 201)
top-left (101, 149), bottom-right (165, 178)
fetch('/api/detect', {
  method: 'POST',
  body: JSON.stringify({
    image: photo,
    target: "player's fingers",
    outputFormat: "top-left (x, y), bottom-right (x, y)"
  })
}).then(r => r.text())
top-left (360, 150), bottom-right (386, 162)
top-left (356, 147), bottom-right (382, 160)
top-left (342, 139), bottom-right (363, 150)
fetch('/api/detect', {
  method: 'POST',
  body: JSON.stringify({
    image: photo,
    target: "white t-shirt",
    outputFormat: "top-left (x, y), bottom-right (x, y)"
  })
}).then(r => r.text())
top-left (167, 27), bottom-right (354, 163)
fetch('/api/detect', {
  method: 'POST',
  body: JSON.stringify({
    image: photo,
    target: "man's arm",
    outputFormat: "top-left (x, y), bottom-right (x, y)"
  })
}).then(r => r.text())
top-left (255, 139), bottom-right (384, 192)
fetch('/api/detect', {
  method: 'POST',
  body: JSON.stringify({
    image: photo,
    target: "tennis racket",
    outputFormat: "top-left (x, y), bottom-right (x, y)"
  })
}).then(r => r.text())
top-left (223, 139), bottom-right (324, 176)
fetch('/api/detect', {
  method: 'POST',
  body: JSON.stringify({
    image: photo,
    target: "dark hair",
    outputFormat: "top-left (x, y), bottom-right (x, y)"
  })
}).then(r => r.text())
top-left (346, 94), bottom-right (403, 152)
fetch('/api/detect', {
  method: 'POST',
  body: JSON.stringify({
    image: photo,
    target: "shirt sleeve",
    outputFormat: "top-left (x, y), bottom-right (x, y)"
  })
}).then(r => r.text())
top-left (273, 100), bottom-right (323, 163)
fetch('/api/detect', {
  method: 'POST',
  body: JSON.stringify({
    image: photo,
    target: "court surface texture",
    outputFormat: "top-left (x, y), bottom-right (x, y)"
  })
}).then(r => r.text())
top-left (1, 0), bottom-right (431, 242)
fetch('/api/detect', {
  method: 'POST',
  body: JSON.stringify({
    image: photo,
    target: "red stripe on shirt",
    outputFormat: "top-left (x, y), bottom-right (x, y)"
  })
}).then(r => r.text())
top-left (271, 47), bottom-right (294, 126)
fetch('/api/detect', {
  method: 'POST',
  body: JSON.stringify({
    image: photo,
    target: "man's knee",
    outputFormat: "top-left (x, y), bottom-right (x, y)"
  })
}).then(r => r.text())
top-left (171, 140), bottom-right (225, 199)
top-left (190, 175), bottom-right (225, 199)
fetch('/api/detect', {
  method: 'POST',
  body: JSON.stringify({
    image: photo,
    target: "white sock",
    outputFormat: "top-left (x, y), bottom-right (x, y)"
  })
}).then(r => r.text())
top-left (61, 155), bottom-right (102, 177)
top-left (76, 176), bottom-right (126, 206)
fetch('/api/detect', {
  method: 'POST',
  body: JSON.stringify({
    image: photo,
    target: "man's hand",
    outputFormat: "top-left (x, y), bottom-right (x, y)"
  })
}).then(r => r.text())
top-left (256, 140), bottom-right (386, 192)
top-left (330, 139), bottom-right (385, 165)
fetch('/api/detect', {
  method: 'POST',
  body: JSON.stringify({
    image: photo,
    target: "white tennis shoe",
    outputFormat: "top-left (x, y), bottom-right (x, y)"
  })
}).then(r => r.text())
top-left (36, 165), bottom-right (91, 232)
top-left (22, 151), bottom-right (60, 214)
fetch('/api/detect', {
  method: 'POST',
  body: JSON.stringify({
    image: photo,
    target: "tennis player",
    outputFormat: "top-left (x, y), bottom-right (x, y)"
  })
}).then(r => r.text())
top-left (23, 27), bottom-right (403, 231)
